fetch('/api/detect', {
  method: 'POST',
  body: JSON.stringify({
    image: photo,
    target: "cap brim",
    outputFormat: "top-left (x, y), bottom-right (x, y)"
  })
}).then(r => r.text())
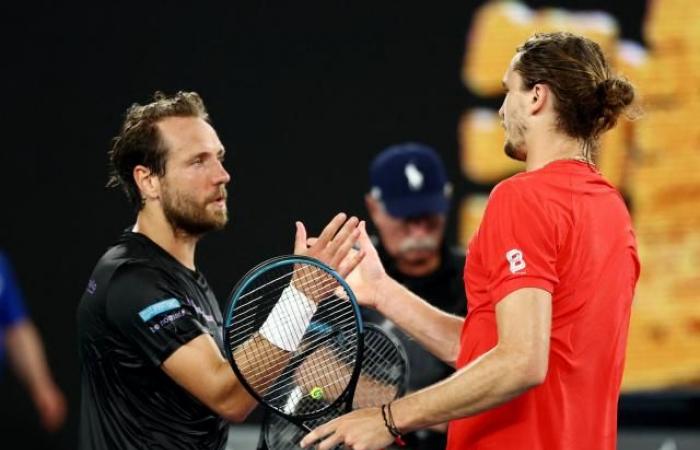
top-left (383, 193), bottom-right (449, 218)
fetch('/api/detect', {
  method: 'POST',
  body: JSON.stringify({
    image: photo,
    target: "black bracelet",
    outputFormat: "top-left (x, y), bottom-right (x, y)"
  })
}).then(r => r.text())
top-left (381, 403), bottom-right (392, 432)
top-left (381, 402), bottom-right (406, 446)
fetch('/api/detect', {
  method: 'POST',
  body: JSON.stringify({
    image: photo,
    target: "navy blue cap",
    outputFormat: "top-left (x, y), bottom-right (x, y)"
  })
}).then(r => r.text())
top-left (369, 143), bottom-right (452, 218)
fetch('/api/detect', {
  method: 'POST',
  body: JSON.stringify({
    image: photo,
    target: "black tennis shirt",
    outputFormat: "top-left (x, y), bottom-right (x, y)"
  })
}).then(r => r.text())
top-left (77, 231), bottom-right (228, 450)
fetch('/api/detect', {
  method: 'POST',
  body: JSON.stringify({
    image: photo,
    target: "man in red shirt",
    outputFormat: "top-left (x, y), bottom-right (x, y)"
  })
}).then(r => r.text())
top-left (302, 31), bottom-right (640, 450)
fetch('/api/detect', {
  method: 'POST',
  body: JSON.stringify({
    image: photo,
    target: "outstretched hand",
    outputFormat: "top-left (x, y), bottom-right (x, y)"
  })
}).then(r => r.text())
top-left (305, 221), bottom-right (388, 310)
top-left (341, 221), bottom-right (388, 310)
top-left (293, 213), bottom-right (365, 278)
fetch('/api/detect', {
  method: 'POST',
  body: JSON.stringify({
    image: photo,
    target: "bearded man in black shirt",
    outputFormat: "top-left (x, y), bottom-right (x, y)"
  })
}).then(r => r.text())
top-left (363, 143), bottom-right (467, 450)
top-left (77, 91), bottom-right (363, 450)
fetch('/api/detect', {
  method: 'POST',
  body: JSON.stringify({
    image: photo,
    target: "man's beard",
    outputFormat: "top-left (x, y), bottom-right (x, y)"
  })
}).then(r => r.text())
top-left (161, 186), bottom-right (228, 236)
top-left (504, 139), bottom-right (526, 161)
top-left (503, 114), bottom-right (527, 162)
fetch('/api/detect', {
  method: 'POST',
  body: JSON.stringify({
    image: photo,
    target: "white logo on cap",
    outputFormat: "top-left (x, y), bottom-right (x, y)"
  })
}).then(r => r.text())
top-left (405, 163), bottom-right (424, 191)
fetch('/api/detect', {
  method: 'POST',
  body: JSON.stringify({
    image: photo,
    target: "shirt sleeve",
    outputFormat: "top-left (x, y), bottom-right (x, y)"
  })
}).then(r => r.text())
top-left (105, 264), bottom-right (208, 367)
top-left (477, 180), bottom-right (560, 305)
top-left (0, 252), bottom-right (28, 328)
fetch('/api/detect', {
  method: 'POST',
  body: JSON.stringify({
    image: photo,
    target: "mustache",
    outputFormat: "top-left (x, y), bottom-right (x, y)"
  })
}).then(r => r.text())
top-left (207, 187), bottom-right (228, 203)
top-left (398, 236), bottom-right (439, 253)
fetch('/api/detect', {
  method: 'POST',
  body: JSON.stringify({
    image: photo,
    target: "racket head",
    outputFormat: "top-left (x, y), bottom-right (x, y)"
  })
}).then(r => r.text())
top-left (223, 255), bottom-right (364, 422)
top-left (352, 323), bottom-right (409, 408)
top-left (262, 323), bottom-right (408, 450)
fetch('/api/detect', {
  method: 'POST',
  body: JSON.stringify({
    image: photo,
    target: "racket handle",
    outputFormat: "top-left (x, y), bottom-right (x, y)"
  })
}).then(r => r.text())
top-left (259, 285), bottom-right (317, 351)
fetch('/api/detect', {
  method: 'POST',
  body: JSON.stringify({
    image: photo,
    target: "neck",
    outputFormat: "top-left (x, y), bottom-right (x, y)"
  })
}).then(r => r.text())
top-left (525, 129), bottom-right (591, 172)
top-left (395, 252), bottom-right (441, 277)
top-left (133, 207), bottom-right (199, 271)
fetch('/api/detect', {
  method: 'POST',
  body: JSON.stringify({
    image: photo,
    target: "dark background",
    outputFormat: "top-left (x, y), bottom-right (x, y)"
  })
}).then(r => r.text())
top-left (0, 1), bottom-right (664, 449)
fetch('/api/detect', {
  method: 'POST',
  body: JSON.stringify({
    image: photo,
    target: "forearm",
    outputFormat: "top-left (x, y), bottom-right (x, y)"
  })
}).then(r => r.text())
top-left (392, 344), bottom-right (542, 432)
top-left (375, 277), bottom-right (464, 365)
top-left (5, 321), bottom-right (57, 394)
top-left (163, 332), bottom-right (292, 423)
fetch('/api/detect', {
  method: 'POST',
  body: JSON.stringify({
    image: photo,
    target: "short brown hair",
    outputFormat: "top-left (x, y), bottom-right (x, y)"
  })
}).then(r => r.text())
top-left (107, 91), bottom-right (209, 210)
top-left (514, 32), bottom-right (636, 154)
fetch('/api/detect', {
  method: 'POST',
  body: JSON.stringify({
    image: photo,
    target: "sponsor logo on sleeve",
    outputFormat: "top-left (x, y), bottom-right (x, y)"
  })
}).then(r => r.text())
top-left (86, 279), bottom-right (97, 295)
top-left (506, 249), bottom-right (526, 274)
top-left (138, 298), bottom-right (181, 322)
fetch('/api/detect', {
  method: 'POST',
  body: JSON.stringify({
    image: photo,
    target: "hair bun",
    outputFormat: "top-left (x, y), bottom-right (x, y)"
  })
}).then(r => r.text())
top-left (598, 78), bottom-right (635, 110)
top-left (595, 77), bottom-right (636, 134)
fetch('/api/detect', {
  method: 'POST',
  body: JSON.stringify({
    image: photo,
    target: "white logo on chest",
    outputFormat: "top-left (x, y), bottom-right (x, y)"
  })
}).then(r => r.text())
top-left (404, 163), bottom-right (424, 191)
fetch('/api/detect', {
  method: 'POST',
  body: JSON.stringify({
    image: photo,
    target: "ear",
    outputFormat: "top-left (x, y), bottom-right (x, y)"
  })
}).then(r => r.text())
top-left (133, 165), bottom-right (161, 203)
top-left (530, 83), bottom-right (548, 115)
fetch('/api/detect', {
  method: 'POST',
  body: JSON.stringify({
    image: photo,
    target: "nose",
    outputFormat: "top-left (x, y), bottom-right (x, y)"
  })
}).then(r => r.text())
top-left (213, 159), bottom-right (231, 185)
top-left (407, 219), bottom-right (431, 237)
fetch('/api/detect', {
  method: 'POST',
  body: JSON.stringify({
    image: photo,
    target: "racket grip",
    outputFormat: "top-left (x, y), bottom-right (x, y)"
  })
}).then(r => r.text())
top-left (259, 284), bottom-right (317, 351)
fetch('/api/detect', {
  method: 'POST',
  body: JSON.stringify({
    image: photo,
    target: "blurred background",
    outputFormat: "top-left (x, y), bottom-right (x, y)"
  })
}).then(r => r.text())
top-left (0, 1), bottom-right (698, 449)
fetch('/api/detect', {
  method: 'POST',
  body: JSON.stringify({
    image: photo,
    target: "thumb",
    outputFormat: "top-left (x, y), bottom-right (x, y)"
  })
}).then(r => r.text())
top-left (294, 221), bottom-right (308, 255)
top-left (358, 221), bottom-right (372, 249)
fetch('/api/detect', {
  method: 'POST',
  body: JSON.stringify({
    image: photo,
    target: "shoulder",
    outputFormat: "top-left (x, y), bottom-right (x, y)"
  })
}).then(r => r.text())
top-left (103, 262), bottom-right (183, 325)
top-left (108, 262), bottom-right (169, 296)
top-left (489, 172), bottom-right (543, 202)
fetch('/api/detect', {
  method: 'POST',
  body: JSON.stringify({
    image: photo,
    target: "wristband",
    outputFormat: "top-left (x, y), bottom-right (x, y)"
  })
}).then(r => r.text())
top-left (259, 284), bottom-right (317, 351)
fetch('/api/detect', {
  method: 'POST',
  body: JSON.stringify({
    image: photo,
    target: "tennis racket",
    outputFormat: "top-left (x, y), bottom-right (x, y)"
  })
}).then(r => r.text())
top-left (223, 255), bottom-right (364, 432)
top-left (261, 323), bottom-right (409, 450)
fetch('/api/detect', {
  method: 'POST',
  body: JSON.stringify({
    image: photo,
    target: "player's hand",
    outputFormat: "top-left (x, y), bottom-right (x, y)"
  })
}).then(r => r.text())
top-left (293, 213), bottom-right (365, 278)
top-left (300, 406), bottom-right (394, 450)
top-left (343, 221), bottom-right (388, 310)
top-left (306, 221), bottom-right (387, 310)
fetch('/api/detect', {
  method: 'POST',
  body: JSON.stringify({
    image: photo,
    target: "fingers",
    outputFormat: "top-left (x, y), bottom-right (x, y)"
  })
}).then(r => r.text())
top-left (300, 421), bottom-right (337, 449)
top-left (294, 221), bottom-right (308, 255)
top-left (358, 221), bottom-right (374, 253)
top-left (316, 213), bottom-right (348, 248)
top-left (306, 213), bottom-right (362, 268)
top-left (337, 248), bottom-right (365, 278)
top-left (330, 226), bottom-right (361, 268)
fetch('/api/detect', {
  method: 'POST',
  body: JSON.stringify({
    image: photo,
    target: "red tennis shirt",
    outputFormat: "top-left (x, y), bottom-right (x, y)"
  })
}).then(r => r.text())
top-left (447, 160), bottom-right (640, 450)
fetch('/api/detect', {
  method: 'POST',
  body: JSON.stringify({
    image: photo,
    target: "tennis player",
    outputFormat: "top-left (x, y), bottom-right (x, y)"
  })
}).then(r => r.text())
top-left (302, 31), bottom-right (640, 450)
top-left (76, 91), bottom-right (363, 450)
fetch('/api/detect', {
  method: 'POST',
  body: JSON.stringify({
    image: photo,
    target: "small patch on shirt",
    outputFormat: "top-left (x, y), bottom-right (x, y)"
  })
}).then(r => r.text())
top-left (506, 249), bottom-right (526, 274)
top-left (139, 298), bottom-right (181, 322)
top-left (86, 279), bottom-right (97, 295)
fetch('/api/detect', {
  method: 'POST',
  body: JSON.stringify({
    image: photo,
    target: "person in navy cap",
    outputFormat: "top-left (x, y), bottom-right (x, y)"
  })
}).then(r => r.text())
top-left (363, 142), bottom-right (467, 450)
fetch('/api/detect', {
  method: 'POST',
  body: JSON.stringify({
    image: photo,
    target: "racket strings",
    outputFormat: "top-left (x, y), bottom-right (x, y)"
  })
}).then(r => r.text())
top-left (225, 262), bottom-right (361, 416)
top-left (228, 305), bottom-right (358, 384)
top-left (262, 327), bottom-right (407, 450)
top-left (260, 336), bottom-right (359, 407)
top-left (235, 265), bottom-right (340, 307)
top-left (227, 281), bottom-right (348, 344)
top-left (260, 327), bottom-right (408, 407)
top-left (242, 338), bottom-right (357, 403)
top-left (227, 275), bottom-right (347, 342)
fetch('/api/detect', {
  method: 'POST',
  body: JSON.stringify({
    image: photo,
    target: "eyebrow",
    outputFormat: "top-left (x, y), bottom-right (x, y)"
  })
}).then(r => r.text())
top-left (188, 148), bottom-right (225, 161)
